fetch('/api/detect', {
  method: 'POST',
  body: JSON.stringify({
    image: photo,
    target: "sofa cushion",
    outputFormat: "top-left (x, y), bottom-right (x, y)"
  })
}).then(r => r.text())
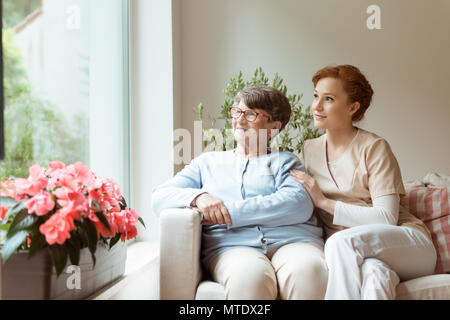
top-left (196, 276), bottom-right (450, 300)
top-left (195, 281), bottom-right (226, 300)
top-left (396, 274), bottom-right (450, 300)
top-left (408, 186), bottom-right (450, 273)
top-left (423, 173), bottom-right (450, 188)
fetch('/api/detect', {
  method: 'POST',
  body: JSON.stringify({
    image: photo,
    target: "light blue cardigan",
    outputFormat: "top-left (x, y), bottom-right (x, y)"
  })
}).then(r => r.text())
top-left (152, 150), bottom-right (324, 269)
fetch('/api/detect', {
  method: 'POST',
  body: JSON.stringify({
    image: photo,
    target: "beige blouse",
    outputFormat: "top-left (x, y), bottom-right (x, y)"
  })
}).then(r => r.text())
top-left (300, 128), bottom-right (431, 240)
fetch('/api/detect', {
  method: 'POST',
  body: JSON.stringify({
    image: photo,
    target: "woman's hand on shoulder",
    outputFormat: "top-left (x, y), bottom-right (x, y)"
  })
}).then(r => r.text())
top-left (289, 170), bottom-right (336, 215)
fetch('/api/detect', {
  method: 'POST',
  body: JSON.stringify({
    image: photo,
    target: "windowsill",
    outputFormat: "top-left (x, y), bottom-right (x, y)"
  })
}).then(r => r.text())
top-left (87, 241), bottom-right (160, 300)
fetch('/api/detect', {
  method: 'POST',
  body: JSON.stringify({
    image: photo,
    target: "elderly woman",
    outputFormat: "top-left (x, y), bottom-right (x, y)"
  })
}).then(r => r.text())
top-left (152, 85), bottom-right (327, 300)
top-left (290, 65), bottom-right (437, 299)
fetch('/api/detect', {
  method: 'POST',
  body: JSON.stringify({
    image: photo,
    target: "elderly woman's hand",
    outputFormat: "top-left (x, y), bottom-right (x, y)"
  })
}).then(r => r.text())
top-left (289, 170), bottom-right (336, 215)
top-left (193, 193), bottom-right (232, 226)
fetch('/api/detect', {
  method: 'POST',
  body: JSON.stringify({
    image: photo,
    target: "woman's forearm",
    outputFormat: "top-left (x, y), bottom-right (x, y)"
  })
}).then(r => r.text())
top-left (333, 194), bottom-right (400, 227)
top-left (224, 186), bottom-right (314, 228)
top-left (317, 198), bottom-right (337, 215)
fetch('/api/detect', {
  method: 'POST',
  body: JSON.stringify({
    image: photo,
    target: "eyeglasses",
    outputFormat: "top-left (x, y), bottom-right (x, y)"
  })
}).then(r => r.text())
top-left (229, 107), bottom-right (271, 122)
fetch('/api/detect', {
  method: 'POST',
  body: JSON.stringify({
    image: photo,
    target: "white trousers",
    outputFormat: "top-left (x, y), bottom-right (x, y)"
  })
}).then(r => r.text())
top-left (324, 224), bottom-right (437, 300)
top-left (209, 242), bottom-right (328, 300)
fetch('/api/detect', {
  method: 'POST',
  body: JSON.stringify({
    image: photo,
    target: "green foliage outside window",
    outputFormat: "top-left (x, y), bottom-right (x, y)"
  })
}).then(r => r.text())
top-left (1, 29), bottom-right (86, 180)
top-left (2, 0), bottom-right (41, 29)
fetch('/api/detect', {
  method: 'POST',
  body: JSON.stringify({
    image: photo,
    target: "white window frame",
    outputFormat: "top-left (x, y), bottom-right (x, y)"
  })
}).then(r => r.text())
top-left (129, 0), bottom-right (176, 243)
top-left (89, 0), bottom-right (131, 206)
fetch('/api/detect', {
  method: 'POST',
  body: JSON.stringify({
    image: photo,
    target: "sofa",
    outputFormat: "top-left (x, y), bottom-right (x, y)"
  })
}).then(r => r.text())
top-left (159, 173), bottom-right (450, 300)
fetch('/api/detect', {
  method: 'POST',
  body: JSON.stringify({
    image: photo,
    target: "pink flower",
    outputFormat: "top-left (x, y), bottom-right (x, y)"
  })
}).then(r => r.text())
top-left (47, 161), bottom-right (66, 172)
top-left (39, 213), bottom-right (72, 245)
top-left (88, 207), bottom-right (139, 240)
top-left (46, 161), bottom-right (94, 192)
top-left (0, 178), bottom-right (28, 201)
top-left (121, 225), bottom-right (137, 241)
top-left (125, 207), bottom-right (138, 226)
top-left (14, 164), bottom-right (48, 196)
top-left (13, 178), bottom-right (34, 195)
top-left (101, 178), bottom-right (122, 202)
top-left (87, 178), bottom-right (122, 214)
top-left (25, 191), bottom-right (55, 216)
top-left (60, 172), bottom-right (79, 191)
top-left (112, 208), bottom-right (139, 240)
top-left (47, 169), bottom-right (77, 191)
top-left (54, 188), bottom-right (87, 222)
top-left (91, 213), bottom-right (118, 238)
top-left (0, 206), bottom-right (7, 220)
top-left (66, 162), bottom-right (95, 189)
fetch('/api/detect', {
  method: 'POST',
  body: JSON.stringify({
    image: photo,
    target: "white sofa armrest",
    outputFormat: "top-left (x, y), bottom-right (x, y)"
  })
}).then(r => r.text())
top-left (159, 208), bottom-right (202, 299)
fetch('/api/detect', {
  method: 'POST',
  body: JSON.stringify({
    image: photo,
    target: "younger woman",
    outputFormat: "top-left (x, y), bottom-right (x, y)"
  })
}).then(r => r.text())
top-left (290, 65), bottom-right (436, 299)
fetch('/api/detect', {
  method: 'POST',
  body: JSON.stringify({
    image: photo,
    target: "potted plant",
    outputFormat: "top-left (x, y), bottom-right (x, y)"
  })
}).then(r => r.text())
top-left (0, 161), bottom-right (145, 299)
top-left (194, 67), bottom-right (324, 153)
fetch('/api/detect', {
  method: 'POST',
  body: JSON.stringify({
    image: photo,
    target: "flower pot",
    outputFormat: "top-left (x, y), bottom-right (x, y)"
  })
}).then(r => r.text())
top-left (0, 241), bottom-right (127, 300)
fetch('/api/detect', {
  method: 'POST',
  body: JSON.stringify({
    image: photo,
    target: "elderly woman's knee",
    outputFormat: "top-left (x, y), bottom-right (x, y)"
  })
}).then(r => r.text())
top-left (280, 254), bottom-right (328, 285)
top-left (218, 254), bottom-right (277, 298)
top-left (298, 257), bottom-right (328, 282)
top-left (230, 261), bottom-right (275, 284)
top-left (277, 258), bottom-right (328, 299)
top-left (224, 263), bottom-right (278, 299)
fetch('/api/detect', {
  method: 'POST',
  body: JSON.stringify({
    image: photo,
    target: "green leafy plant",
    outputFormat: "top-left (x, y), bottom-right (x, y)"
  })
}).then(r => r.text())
top-left (194, 67), bottom-right (324, 155)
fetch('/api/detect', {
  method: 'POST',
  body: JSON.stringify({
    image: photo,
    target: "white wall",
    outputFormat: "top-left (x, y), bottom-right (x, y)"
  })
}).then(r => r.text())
top-left (177, 0), bottom-right (450, 180)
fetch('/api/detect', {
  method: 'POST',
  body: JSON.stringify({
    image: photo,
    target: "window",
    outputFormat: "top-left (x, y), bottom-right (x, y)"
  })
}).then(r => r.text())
top-left (1, 0), bottom-right (130, 202)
